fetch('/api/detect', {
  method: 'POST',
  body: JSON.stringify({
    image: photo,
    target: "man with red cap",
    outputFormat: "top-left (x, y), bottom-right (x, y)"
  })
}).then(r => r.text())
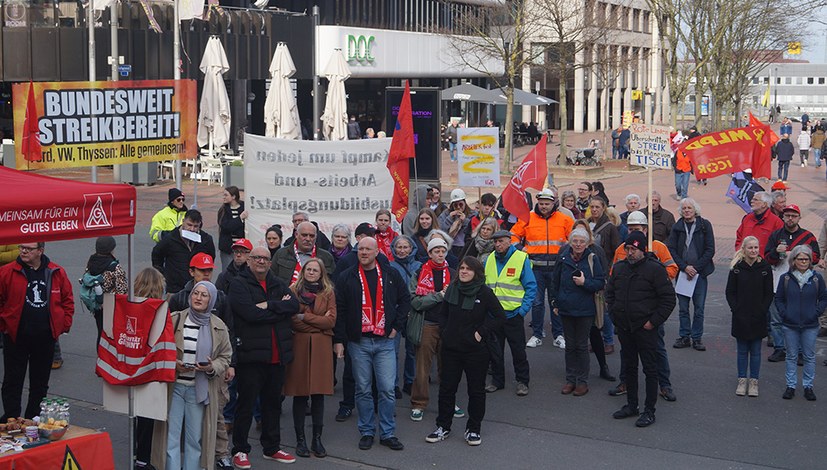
top-left (217, 239), bottom-right (252, 294)
top-left (764, 204), bottom-right (820, 362)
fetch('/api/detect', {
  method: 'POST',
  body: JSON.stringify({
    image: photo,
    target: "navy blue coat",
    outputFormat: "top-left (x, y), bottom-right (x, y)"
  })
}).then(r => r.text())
top-left (550, 246), bottom-right (605, 317)
top-left (667, 216), bottom-right (716, 278)
top-left (775, 271), bottom-right (827, 329)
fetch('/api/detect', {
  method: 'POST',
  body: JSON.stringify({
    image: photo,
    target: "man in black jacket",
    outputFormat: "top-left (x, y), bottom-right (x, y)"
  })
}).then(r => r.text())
top-left (215, 238), bottom-right (252, 293)
top-left (334, 237), bottom-right (411, 451)
top-left (606, 231), bottom-right (676, 428)
top-left (151, 209), bottom-right (216, 294)
top-left (228, 247), bottom-right (300, 466)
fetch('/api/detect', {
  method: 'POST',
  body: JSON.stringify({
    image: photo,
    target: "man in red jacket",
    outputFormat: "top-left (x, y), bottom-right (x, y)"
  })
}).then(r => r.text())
top-left (735, 191), bottom-right (783, 254)
top-left (0, 242), bottom-right (74, 420)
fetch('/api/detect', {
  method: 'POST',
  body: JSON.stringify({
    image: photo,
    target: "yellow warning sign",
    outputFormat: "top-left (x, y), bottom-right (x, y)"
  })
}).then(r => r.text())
top-left (787, 41), bottom-right (802, 55)
top-left (63, 446), bottom-right (82, 470)
top-left (632, 90), bottom-right (643, 101)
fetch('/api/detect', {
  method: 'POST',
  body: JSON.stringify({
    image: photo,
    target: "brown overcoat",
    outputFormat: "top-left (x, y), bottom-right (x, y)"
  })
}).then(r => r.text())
top-left (283, 288), bottom-right (336, 396)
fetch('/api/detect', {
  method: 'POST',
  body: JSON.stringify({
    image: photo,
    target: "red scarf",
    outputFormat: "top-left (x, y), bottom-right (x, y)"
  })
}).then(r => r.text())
top-left (375, 228), bottom-right (398, 262)
top-left (291, 242), bottom-right (316, 284)
top-left (359, 263), bottom-right (386, 336)
top-left (416, 259), bottom-right (450, 295)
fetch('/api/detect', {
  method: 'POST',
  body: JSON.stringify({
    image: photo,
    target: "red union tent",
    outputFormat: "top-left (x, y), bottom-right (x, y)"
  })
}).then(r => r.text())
top-left (0, 166), bottom-right (136, 244)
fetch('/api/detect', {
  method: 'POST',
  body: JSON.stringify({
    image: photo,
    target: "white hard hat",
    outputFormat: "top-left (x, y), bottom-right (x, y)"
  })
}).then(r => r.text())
top-left (536, 188), bottom-right (556, 201)
top-left (626, 210), bottom-right (648, 225)
top-left (450, 189), bottom-right (467, 203)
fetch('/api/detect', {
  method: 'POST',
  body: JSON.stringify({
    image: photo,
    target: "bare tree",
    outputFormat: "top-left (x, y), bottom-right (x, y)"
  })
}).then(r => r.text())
top-left (441, 1), bottom-right (546, 171)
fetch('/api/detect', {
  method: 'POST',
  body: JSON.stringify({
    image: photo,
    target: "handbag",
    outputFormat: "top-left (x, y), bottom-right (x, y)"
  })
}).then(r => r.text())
top-left (406, 309), bottom-right (425, 346)
top-left (587, 253), bottom-right (606, 329)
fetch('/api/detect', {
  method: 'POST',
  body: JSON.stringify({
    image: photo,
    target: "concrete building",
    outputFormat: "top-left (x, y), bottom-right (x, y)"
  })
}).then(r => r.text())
top-left (749, 62), bottom-right (827, 118)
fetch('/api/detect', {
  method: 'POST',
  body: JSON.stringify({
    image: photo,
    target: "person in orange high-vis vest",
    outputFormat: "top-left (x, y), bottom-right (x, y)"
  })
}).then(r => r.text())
top-left (608, 210), bottom-right (678, 403)
top-left (510, 189), bottom-right (573, 349)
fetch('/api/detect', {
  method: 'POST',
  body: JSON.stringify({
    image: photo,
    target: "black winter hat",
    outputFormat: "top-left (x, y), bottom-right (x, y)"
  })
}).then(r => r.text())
top-left (168, 188), bottom-right (184, 203)
top-left (95, 236), bottom-right (116, 255)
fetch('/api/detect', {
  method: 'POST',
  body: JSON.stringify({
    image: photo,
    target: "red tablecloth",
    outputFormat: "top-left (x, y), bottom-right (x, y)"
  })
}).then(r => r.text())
top-left (0, 426), bottom-right (114, 470)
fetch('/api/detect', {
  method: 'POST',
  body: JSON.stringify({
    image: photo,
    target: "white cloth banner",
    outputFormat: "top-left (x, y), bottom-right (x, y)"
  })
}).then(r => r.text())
top-left (244, 134), bottom-right (394, 247)
top-left (457, 127), bottom-right (500, 187)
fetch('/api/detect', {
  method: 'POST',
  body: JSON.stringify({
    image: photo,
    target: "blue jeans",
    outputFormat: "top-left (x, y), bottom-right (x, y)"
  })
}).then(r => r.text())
top-left (167, 383), bottom-right (204, 470)
top-left (602, 312), bottom-right (614, 346)
top-left (814, 148), bottom-right (822, 167)
top-left (393, 334), bottom-right (417, 389)
top-left (736, 338), bottom-right (762, 379)
top-left (769, 302), bottom-right (785, 351)
top-left (783, 326), bottom-right (818, 388)
top-left (674, 172), bottom-right (690, 199)
top-left (677, 275), bottom-right (708, 340)
top-left (531, 269), bottom-right (563, 339)
top-left (777, 161), bottom-right (790, 181)
top-left (449, 142), bottom-right (457, 161)
top-left (349, 336), bottom-right (397, 439)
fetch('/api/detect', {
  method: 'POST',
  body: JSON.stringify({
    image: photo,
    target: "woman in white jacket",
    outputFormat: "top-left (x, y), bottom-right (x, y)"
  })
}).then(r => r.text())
top-left (798, 125), bottom-right (811, 166)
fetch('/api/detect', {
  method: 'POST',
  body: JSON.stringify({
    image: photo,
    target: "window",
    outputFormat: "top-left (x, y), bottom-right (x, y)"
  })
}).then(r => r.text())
top-left (795, 77), bottom-right (803, 85)
top-left (807, 77), bottom-right (814, 84)
top-left (820, 77), bottom-right (825, 85)
top-left (752, 77), bottom-right (759, 84)
top-left (785, 77), bottom-right (792, 84)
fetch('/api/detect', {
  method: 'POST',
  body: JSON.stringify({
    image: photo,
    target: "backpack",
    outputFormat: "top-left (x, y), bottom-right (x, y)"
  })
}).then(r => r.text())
top-left (79, 261), bottom-right (117, 313)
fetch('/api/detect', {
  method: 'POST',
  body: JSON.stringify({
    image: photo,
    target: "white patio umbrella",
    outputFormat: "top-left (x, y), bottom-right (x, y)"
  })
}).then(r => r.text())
top-left (264, 42), bottom-right (301, 139)
top-left (320, 48), bottom-right (351, 141)
top-left (195, 35), bottom-right (231, 206)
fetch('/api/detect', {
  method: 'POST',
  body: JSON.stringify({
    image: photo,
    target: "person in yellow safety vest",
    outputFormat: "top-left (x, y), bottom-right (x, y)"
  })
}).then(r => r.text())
top-left (510, 188), bottom-right (573, 350)
top-left (150, 188), bottom-right (188, 242)
top-left (484, 230), bottom-right (537, 397)
top-left (607, 210), bottom-right (677, 402)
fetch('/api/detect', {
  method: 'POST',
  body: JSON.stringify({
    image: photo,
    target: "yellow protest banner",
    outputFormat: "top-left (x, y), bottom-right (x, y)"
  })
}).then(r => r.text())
top-left (13, 80), bottom-right (198, 169)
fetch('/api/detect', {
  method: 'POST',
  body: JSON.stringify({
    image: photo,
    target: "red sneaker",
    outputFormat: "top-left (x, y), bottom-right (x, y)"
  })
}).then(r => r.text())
top-left (232, 452), bottom-right (252, 469)
top-left (262, 450), bottom-right (295, 464)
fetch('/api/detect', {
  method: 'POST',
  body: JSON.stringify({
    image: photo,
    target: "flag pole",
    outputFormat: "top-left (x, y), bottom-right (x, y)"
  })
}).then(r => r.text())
top-left (647, 168), bottom-right (653, 248)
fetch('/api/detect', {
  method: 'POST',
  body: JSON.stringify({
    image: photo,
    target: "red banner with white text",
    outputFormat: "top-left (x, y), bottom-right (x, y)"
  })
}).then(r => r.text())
top-left (678, 126), bottom-right (774, 180)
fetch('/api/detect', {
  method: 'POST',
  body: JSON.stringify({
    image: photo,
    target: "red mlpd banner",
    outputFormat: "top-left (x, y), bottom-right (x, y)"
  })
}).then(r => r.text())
top-left (0, 166), bottom-right (136, 245)
top-left (678, 126), bottom-right (773, 180)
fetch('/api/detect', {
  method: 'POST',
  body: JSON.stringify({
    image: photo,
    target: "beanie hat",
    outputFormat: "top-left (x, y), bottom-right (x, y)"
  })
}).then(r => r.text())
top-left (168, 188), bottom-right (184, 203)
top-left (95, 236), bottom-right (116, 255)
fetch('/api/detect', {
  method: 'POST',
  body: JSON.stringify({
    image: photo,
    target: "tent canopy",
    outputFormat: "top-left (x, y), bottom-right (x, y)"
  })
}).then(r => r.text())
top-left (0, 166), bottom-right (136, 245)
top-left (441, 83), bottom-right (503, 103)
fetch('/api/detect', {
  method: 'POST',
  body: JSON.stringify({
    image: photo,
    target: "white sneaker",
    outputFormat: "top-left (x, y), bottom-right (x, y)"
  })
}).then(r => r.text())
top-left (526, 336), bottom-right (543, 348)
top-left (801, 163), bottom-right (806, 167)
top-left (553, 335), bottom-right (566, 349)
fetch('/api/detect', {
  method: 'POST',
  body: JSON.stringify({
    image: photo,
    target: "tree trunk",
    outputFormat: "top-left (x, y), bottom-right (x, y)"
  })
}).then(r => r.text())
top-left (504, 86), bottom-right (514, 173)
top-left (558, 66), bottom-right (568, 165)
top-left (694, 88), bottom-right (703, 128)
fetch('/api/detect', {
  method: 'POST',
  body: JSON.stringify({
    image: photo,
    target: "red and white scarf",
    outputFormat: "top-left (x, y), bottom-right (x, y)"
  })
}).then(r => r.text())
top-left (416, 259), bottom-right (450, 296)
top-left (375, 228), bottom-right (398, 262)
top-left (359, 263), bottom-right (386, 336)
top-left (291, 242), bottom-right (316, 284)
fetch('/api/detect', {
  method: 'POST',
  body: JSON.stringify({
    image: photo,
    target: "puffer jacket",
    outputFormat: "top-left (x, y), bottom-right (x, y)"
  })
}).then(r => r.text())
top-left (606, 254), bottom-right (676, 332)
top-left (228, 268), bottom-right (299, 364)
top-left (775, 270), bottom-right (827, 329)
top-left (550, 245), bottom-right (605, 317)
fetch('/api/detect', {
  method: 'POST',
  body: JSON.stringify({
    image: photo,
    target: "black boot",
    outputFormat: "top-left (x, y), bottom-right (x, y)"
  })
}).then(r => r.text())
top-left (295, 427), bottom-right (310, 458)
top-left (599, 364), bottom-right (616, 381)
top-left (311, 425), bottom-right (327, 458)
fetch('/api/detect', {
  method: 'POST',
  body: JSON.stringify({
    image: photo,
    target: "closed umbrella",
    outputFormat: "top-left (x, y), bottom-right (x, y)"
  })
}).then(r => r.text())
top-left (264, 42), bottom-right (301, 139)
top-left (320, 49), bottom-right (351, 141)
top-left (196, 36), bottom-right (231, 206)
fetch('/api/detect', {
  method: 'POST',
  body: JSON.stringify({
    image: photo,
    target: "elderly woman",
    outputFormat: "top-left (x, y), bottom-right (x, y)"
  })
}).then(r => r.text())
top-left (153, 281), bottom-right (232, 470)
top-left (667, 198), bottom-right (716, 351)
top-left (389, 235), bottom-right (423, 396)
top-left (462, 217), bottom-right (499, 262)
top-left (550, 228), bottom-right (605, 396)
top-left (560, 190), bottom-right (583, 220)
top-left (285, 259), bottom-right (336, 458)
top-left (776, 245), bottom-right (827, 401)
top-left (329, 224), bottom-right (352, 265)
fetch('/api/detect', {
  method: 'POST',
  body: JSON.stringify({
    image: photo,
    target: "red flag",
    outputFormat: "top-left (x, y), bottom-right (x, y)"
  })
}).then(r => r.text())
top-left (679, 126), bottom-right (774, 180)
top-left (748, 112), bottom-right (777, 179)
top-left (502, 135), bottom-right (548, 222)
top-left (387, 81), bottom-right (416, 221)
top-left (21, 82), bottom-right (42, 162)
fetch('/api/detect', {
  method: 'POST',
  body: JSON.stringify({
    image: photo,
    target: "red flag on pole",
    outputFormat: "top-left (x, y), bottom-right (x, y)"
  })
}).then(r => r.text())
top-left (501, 134), bottom-right (548, 222)
top-left (21, 82), bottom-right (42, 162)
top-left (748, 112), bottom-right (777, 179)
top-left (387, 81), bottom-right (416, 221)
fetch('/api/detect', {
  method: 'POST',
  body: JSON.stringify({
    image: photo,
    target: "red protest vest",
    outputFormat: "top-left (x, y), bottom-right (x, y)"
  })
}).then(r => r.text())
top-left (96, 295), bottom-right (176, 385)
